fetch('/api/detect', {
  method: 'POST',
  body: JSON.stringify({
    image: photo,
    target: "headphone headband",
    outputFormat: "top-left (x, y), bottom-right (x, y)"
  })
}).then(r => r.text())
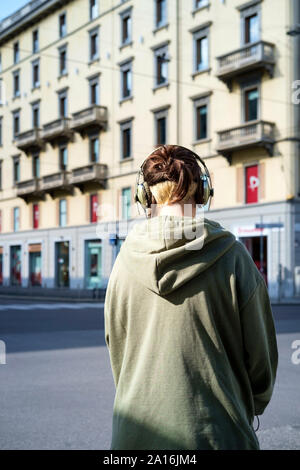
top-left (134, 145), bottom-right (214, 217)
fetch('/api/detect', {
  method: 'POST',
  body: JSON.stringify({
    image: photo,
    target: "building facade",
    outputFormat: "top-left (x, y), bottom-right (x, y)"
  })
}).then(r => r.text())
top-left (0, 0), bottom-right (299, 300)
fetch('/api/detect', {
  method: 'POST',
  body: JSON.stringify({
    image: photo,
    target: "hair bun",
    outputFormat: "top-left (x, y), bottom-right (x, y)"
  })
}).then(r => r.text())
top-left (142, 145), bottom-right (204, 206)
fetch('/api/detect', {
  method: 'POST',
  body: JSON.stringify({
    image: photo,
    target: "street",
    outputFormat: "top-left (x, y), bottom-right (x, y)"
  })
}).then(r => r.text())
top-left (0, 299), bottom-right (299, 450)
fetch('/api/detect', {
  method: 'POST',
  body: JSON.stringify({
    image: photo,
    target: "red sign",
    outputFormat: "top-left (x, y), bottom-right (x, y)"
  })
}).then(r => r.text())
top-left (246, 165), bottom-right (259, 204)
top-left (91, 195), bottom-right (98, 223)
top-left (33, 204), bottom-right (39, 229)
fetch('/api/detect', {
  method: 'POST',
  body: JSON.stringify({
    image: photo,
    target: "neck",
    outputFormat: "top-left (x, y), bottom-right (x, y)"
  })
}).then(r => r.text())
top-left (152, 198), bottom-right (197, 218)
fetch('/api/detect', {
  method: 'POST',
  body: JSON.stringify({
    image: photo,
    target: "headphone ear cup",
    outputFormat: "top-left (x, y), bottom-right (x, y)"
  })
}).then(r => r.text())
top-left (136, 183), bottom-right (148, 210)
top-left (202, 179), bottom-right (210, 206)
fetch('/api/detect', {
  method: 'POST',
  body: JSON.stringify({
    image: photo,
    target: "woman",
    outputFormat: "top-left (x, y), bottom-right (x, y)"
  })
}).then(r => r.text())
top-left (104, 145), bottom-right (278, 450)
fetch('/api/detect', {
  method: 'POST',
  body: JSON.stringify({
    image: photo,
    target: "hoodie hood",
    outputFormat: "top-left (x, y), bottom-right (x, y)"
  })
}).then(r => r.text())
top-left (119, 215), bottom-right (236, 296)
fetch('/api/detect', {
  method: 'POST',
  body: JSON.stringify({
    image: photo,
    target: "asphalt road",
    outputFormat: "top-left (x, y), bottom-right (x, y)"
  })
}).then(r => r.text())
top-left (0, 298), bottom-right (299, 450)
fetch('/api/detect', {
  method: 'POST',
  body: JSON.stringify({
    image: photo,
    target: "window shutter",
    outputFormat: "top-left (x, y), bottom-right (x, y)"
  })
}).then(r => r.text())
top-left (56, 200), bottom-right (60, 226)
top-left (66, 197), bottom-right (69, 226)
top-left (86, 194), bottom-right (90, 223)
top-left (236, 166), bottom-right (244, 203)
top-left (259, 161), bottom-right (265, 200)
top-left (97, 191), bottom-right (101, 221)
top-left (116, 189), bottom-right (121, 219)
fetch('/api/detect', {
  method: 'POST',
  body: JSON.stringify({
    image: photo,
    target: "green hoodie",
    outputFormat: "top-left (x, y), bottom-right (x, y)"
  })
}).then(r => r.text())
top-left (104, 215), bottom-right (278, 450)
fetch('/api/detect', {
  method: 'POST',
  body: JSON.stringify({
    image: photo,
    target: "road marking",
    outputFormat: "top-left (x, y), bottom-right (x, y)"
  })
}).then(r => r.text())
top-left (0, 303), bottom-right (104, 311)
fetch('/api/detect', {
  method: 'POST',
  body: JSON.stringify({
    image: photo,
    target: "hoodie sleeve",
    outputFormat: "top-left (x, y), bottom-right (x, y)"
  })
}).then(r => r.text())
top-left (104, 258), bottom-right (127, 388)
top-left (239, 276), bottom-right (278, 415)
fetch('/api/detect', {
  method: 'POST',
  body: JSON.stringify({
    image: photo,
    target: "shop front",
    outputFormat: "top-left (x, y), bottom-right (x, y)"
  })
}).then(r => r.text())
top-left (10, 245), bottom-right (22, 286)
top-left (240, 235), bottom-right (268, 285)
top-left (85, 240), bottom-right (102, 289)
top-left (29, 244), bottom-right (42, 286)
top-left (55, 241), bottom-right (69, 288)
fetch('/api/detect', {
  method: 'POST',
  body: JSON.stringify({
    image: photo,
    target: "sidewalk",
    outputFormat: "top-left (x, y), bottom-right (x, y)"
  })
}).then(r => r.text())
top-left (0, 286), bottom-right (300, 306)
top-left (0, 286), bottom-right (106, 302)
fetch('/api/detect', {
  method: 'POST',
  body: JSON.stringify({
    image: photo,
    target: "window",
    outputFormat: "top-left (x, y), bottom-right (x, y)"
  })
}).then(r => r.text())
top-left (59, 145), bottom-right (68, 170)
top-left (120, 8), bottom-right (132, 45)
top-left (32, 30), bottom-right (39, 53)
top-left (32, 153), bottom-right (40, 178)
top-left (13, 207), bottom-right (20, 232)
top-left (245, 164), bottom-right (259, 204)
top-left (193, 28), bottom-right (209, 73)
top-left (12, 110), bottom-right (20, 138)
top-left (244, 86), bottom-right (259, 122)
top-left (58, 89), bottom-right (68, 118)
top-left (154, 108), bottom-right (168, 145)
top-left (120, 60), bottom-right (132, 99)
top-left (32, 101), bottom-right (40, 128)
top-left (121, 187), bottom-right (131, 219)
top-left (89, 27), bottom-right (99, 62)
top-left (59, 199), bottom-right (67, 227)
top-left (90, 194), bottom-right (98, 223)
top-left (13, 156), bottom-right (20, 185)
top-left (240, 3), bottom-right (260, 45)
top-left (153, 44), bottom-right (169, 87)
top-left (32, 59), bottom-right (40, 88)
top-left (245, 14), bottom-right (259, 43)
top-left (194, 0), bottom-right (209, 9)
top-left (89, 75), bottom-right (99, 105)
top-left (90, 0), bottom-right (98, 20)
top-left (59, 13), bottom-right (66, 38)
top-left (120, 120), bottom-right (132, 159)
top-left (33, 203), bottom-right (39, 229)
top-left (89, 136), bottom-right (99, 162)
top-left (193, 93), bottom-right (210, 141)
top-left (155, 0), bottom-right (167, 28)
top-left (196, 105), bottom-right (207, 140)
top-left (13, 69), bottom-right (20, 98)
top-left (58, 45), bottom-right (67, 76)
top-left (13, 42), bottom-right (19, 64)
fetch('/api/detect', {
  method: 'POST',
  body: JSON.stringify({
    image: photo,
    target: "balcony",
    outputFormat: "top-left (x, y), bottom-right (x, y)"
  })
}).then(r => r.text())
top-left (15, 128), bottom-right (44, 154)
top-left (70, 105), bottom-right (108, 136)
top-left (216, 120), bottom-right (275, 164)
top-left (216, 41), bottom-right (275, 90)
top-left (70, 163), bottom-right (108, 192)
top-left (41, 171), bottom-right (73, 198)
top-left (16, 178), bottom-right (44, 203)
top-left (41, 117), bottom-right (73, 146)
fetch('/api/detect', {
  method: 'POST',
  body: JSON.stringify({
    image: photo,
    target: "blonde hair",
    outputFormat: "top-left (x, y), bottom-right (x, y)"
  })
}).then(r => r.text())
top-left (149, 180), bottom-right (198, 206)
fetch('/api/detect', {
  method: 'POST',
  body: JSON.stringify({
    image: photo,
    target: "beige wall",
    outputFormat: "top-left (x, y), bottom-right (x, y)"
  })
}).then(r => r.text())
top-left (0, 0), bottom-right (296, 234)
